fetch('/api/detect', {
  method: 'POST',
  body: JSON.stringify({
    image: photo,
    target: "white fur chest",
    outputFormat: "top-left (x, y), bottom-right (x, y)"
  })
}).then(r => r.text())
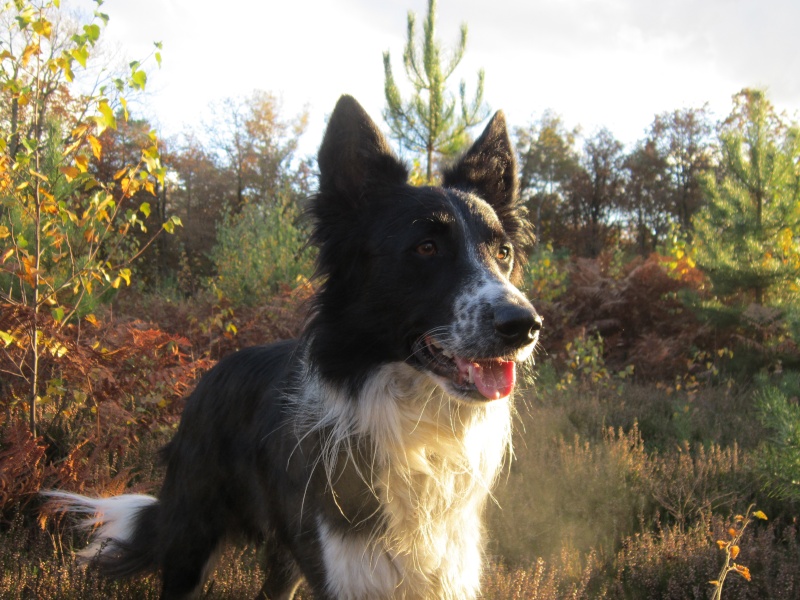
top-left (303, 363), bottom-right (512, 600)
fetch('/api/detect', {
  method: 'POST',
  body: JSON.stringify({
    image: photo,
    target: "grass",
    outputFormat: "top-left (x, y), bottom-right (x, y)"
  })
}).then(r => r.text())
top-left (3, 370), bottom-right (799, 599)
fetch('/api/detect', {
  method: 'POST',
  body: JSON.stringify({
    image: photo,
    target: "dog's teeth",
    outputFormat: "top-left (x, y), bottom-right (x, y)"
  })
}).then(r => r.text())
top-left (467, 365), bottom-right (475, 384)
top-left (429, 339), bottom-right (443, 349)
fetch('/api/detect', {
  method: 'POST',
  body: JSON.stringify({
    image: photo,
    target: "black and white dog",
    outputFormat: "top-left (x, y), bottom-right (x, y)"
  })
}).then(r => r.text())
top-left (47, 96), bottom-right (541, 599)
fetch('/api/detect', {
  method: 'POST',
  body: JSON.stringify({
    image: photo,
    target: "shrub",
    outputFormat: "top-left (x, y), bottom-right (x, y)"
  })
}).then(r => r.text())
top-left (211, 202), bottom-right (314, 306)
top-left (755, 372), bottom-right (800, 502)
top-left (525, 242), bottom-right (570, 303)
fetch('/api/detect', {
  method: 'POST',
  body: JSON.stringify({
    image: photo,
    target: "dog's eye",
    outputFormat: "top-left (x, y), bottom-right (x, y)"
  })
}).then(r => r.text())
top-left (416, 241), bottom-right (438, 257)
top-left (496, 245), bottom-right (512, 261)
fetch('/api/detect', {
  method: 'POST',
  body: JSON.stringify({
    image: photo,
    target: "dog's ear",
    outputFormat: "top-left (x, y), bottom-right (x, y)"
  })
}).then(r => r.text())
top-left (441, 111), bottom-right (518, 212)
top-left (443, 111), bottom-right (535, 277)
top-left (317, 95), bottom-right (408, 203)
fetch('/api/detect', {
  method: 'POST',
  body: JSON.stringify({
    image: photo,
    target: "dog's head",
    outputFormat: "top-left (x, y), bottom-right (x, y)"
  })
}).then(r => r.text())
top-left (308, 95), bottom-right (540, 402)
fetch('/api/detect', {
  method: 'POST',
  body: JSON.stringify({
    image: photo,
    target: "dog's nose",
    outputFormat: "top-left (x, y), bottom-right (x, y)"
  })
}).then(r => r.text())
top-left (494, 304), bottom-right (542, 346)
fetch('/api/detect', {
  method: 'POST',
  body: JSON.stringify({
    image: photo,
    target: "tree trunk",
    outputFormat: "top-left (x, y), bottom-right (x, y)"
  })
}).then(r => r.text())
top-left (426, 144), bottom-right (433, 184)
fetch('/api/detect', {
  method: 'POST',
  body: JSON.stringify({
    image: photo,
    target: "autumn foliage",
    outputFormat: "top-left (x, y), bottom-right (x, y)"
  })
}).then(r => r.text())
top-left (1, 2), bottom-right (799, 599)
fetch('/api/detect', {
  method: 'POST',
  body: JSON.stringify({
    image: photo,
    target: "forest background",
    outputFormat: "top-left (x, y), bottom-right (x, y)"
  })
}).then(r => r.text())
top-left (1, 1), bottom-right (800, 598)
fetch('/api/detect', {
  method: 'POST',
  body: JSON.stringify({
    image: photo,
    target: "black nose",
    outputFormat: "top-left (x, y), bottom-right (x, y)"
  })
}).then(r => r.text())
top-left (494, 304), bottom-right (542, 346)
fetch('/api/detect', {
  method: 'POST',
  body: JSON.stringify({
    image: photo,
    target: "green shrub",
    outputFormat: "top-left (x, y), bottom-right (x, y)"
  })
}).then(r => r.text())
top-left (524, 242), bottom-right (570, 303)
top-left (211, 203), bottom-right (314, 306)
top-left (755, 372), bottom-right (800, 502)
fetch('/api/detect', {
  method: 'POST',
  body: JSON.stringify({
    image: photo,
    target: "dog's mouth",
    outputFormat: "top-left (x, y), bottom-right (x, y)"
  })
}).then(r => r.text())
top-left (412, 335), bottom-right (517, 401)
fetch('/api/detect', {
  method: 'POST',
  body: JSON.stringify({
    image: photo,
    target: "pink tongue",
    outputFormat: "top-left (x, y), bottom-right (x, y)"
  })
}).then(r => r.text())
top-left (455, 357), bottom-right (516, 400)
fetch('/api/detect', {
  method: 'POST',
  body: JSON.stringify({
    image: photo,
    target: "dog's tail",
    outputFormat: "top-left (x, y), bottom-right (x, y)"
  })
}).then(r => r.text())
top-left (43, 491), bottom-right (159, 578)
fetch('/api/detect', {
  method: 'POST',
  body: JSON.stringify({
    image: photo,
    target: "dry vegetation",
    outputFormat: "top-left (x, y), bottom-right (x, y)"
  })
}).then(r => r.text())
top-left (2, 255), bottom-right (799, 599)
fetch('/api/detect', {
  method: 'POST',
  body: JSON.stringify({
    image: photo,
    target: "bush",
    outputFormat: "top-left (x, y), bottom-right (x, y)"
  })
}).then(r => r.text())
top-left (525, 242), bottom-right (570, 303)
top-left (755, 372), bottom-right (800, 502)
top-left (211, 203), bottom-right (314, 306)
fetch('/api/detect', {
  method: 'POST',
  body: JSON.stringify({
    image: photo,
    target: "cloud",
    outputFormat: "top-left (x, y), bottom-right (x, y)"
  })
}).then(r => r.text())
top-left (64, 0), bottom-right (800, 153)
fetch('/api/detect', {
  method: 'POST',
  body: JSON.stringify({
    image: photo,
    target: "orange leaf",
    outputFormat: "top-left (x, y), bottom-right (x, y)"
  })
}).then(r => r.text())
top-left (60, 166), bottom-right (80, 181)
top-left (730, 545), bottom-right (740, 559)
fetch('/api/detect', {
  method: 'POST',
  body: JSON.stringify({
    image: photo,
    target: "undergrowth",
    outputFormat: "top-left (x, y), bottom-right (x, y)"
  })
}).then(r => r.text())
top-left (2, 255), bottom-right (799, 599)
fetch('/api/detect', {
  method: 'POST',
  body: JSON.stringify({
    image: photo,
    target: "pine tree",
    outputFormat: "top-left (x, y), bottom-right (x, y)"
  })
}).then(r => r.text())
top-left (382, 0), bottom-right (489, 183)
top-left (694, 89), bottom-right (800, 306)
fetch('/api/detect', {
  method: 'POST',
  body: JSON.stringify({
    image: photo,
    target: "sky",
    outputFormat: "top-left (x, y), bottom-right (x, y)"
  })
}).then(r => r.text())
top-left (65, 0), bottom-right (800, 157)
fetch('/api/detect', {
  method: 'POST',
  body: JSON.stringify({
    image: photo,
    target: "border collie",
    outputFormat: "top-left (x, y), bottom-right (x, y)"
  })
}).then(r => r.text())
top-left (46, 95), bottom-right (541, 600)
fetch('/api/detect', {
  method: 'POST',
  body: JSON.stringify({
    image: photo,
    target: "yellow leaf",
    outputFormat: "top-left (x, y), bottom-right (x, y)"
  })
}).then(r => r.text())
top-left (49, 342), bottom-right (68, 358)
top-left (88, 135), bottom-right (102, 159)
top-left (84, 313), bottom-right (98, 326)
top-left (31, 17), bottom-right (52, 38)
top-left (753, 510), bottom-right (768, 521)
top-left (29, 169), bottom-right (49, 182)
top-left (97, 100), bottom-right (117, 132)
top-left (75, 154), bottom-right (89, 173)
top-left (716, 540), bottom-right (727, 549)
top-left (21, 42), bottom-right (40, 66)
top-left (709, 581), bottom-right (720, 587)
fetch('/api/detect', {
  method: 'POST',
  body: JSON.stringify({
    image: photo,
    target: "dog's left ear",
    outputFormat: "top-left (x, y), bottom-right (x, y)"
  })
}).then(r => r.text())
top-left (442, 111), bottom-right (519, 214)
top-left (443, 112), bottom-right (534, 265)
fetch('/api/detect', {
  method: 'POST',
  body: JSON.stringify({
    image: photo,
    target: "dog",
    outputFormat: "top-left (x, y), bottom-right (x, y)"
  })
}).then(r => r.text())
top-left (45, 95), bottom-right (541, 600)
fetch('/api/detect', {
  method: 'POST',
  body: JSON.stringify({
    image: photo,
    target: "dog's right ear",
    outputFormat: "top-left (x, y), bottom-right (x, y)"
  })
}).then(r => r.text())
top-left (317, 95), bottom-right (408, 205)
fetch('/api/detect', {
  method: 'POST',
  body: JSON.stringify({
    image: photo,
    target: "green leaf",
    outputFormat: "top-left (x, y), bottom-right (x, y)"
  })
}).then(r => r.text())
top-left (130, 68), bottom-right (147, 90)
top-left (83, 23), bottom-right (101, 44)
top-left (139, 202), bottom-right (151, 218)
top-left (0, 330), bottom-right (15, 347)
top-left (51, 307), bottom-right (65, 323)
top-left (162, 215), bottom-right (182, 234)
